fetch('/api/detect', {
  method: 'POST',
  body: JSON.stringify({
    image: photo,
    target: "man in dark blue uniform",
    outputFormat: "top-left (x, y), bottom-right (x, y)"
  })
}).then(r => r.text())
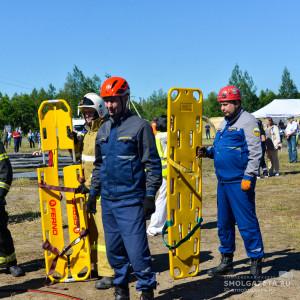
top-left (198, 85), bottom-right (264, 279)
top-left (88, 77), bottom-right (162, 300)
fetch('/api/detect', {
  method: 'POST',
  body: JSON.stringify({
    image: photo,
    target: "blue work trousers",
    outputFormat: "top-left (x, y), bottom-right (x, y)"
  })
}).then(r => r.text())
top-left (101, 197), bottom-right (156, 291)
top-left (217, 181), bottom-right (264, 259)
top-left (287, 135), bottom-right (298, 163)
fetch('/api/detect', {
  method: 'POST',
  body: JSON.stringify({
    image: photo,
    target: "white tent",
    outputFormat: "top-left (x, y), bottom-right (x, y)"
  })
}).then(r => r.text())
top-left (252, 99), bottom-right (300, 118)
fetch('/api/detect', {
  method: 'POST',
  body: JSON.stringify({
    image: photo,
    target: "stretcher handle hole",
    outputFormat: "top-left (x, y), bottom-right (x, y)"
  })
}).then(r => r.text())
top-left (193, 91), bottom-right (201, 101)
top-left (170, 89), bottom-right (179, 101)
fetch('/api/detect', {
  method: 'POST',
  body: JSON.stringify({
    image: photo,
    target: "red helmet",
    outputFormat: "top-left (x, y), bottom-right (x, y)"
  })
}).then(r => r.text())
top-left (217, 85), bottom-right (241, 102)
top-left (100, 76), bottom-right (130, 98)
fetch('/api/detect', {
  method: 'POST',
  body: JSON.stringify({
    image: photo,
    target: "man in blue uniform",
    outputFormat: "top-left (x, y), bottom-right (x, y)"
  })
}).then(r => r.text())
top-left (198, 85), bottom-right (264, 279)
top-left (88, 76), bottom-right (162, 300)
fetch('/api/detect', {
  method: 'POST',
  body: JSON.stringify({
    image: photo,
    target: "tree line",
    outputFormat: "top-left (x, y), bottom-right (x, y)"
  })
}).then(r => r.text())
top-left (0, 64), bottom-right (299, 133)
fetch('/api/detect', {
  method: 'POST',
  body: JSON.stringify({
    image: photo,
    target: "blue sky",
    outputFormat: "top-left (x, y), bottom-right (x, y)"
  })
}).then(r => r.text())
top-left (0, 0), bottom-right (299, 100)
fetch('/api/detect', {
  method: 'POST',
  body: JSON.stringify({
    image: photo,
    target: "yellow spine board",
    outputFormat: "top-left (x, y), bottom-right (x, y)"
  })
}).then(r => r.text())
top-left (38, 166), bottom-right (67, 280)
top-left (167, 88), bottom-right (203, 279)
top-left (63, 165), bottom-right (91, 281)
top-left (37, 99), bottom-right (91, 282)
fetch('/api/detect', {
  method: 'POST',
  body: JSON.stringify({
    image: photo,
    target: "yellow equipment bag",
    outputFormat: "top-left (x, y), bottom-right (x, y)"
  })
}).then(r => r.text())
top-left (163, 88), bottom-right (203, 279)
top-left (37, 99), bottom-right (91, 282)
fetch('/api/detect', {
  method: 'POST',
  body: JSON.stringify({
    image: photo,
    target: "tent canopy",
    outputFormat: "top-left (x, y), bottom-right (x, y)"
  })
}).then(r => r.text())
top-left (252, 99), bottom-right (300, 118)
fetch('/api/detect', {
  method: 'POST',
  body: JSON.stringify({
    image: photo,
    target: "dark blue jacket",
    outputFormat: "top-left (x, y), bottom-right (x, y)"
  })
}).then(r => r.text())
top-left (90, 111), bottom-right (162, 200)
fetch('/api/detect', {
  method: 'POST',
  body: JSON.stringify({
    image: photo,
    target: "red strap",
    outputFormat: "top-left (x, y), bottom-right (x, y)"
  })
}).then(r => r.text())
top-left (39, 182), bottom-right (76, 193)
top-left (48, 151), bottom-right (53, 167)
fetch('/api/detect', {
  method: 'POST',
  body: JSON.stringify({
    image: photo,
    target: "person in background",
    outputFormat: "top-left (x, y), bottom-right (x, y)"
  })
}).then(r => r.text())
top-left (265, 118), bottom-right (281, 176)
top-left (197, 85), bottom-right (264, 280)
top-left (278, 119), bottom-right (285, 143)
top-left (7, 131), bottom-right (12, 146)
top-left (18, 127), bottom-right (22, 147)
top-left (285, 116), bottom-right (298, 163)
top-left (0, 140), bottom-right (25, 277)
top-left (27, 129), bottom-right (35, 148)
top-left (89, 76), bottom-right (162, 300)
top-left (205, 123), bottom-right (211, 139)
top-left (12, 129), bottom-right (21, 153)
top-left (2, 129), bottom-right (8, 149)
top-left (257, 119), bottom-right (268, 178)
top-left (147, 115), bottom-right (167, 237)
top-left (76, 93), bottom-right (114, 290)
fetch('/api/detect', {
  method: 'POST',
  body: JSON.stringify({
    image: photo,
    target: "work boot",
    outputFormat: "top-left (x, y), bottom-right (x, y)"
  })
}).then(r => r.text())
top-left (95, 276), bottom-right (114, 289)
top-left (250, 258), bottom-right (262, 280)
top-left (8, 265), bottom-right (25, 277)
top-left (114, 285), bottom-right (130, 300)
top-left (140, 289), bottom-right (154, 300)
top-left (262, 169), bottom-right (269, 178)
top-left (207, 253), bottom-right (234, 277)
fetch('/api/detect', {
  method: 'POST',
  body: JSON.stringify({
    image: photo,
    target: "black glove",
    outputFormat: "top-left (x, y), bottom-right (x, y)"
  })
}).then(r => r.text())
top-left (75, 183), bottom-right (90, 194)
top-left (143, 196), bottom-right (156, 220)
top-left (86, 194), bottom-right (97, 214)
top-left (0, 197), bottom-right (6, 206)
top-left (196, 146), bottom-right (207, 158)
top-left (67, 127), bottom-right (78, 144)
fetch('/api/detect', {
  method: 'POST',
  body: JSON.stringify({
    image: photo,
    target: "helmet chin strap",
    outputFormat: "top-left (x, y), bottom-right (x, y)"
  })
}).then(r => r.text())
top-left (113, 96), bottom-right (129, 121)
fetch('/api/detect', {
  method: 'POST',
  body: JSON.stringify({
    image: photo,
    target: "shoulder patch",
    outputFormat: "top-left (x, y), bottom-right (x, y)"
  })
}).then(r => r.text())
top-left (228, 127), bottom-right (237, 131)
top-left (253, 127), bottom-right (260, 137)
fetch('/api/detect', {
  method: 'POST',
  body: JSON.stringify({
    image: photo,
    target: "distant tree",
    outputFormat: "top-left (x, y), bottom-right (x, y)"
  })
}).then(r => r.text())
top-left (47, 84), bottom-right (57, 99)
top-left (228, 64), bottom-right (259, 112)
top-left (58, 65), bottom-right (102, 116)
top-left (203, 92), bottom-right (222, 117)
top-left (278, 67), bottom-right (298, 98)
top-left (139, 89), bottom-right (167, 121)
top-left (10, 94), bottom-right (36, 132)
top-left (0, 93), bottom-right (13, 129)
top-left (258, 89), bottom-right (277, 108)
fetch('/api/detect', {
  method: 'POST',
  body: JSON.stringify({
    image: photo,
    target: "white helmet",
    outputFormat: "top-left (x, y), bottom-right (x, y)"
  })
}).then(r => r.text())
top-left (78, 92), bottom-right (108, 119)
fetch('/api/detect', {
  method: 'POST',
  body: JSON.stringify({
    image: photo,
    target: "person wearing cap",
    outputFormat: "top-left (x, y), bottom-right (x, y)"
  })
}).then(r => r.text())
top-left (197, 85), bottom-right (264, 279)
top-left (285, 116), bottom-right (298, 163)
top-left (89, 77), bottom-right (162, 300)
top-left (77, 93), bottom-right (114, 289)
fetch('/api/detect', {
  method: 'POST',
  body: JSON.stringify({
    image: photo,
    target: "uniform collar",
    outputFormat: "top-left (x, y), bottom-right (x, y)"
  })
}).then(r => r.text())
top-left (85, 118), bottom-right (104, 132)
top-left (225, 107), bottom-right (243, 126)
top-left (110, 110), bottom-right (133, 126)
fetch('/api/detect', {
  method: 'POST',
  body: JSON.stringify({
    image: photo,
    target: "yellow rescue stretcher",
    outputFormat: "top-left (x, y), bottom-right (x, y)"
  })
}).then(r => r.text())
top-left (37, 99), bottom-right (91, 282)
top-left (163, 88), bottom-right (203, 279)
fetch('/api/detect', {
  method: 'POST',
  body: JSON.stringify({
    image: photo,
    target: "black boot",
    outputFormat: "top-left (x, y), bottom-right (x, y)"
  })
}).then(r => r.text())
top-left (207, 254), bottom-right (234, 277)
top-left (114, 285), bottom-right (130, 300)
top-left (95, 276), bottom-right (114, 289)
top-left (250, 258), bottom-right (262, 280)
top-left (8, 265), bottom-right (25, 277)
top-left (140, 289), bottom-right (154, 300)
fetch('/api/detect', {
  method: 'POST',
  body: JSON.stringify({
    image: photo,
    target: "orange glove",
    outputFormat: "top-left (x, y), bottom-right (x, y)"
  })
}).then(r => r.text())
top-left (241, 179), bottom-right (251, 191)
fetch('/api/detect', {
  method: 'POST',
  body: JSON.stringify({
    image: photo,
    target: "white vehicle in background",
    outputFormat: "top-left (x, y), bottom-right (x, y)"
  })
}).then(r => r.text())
top-left (72, 118), bottom-right (86, 135)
